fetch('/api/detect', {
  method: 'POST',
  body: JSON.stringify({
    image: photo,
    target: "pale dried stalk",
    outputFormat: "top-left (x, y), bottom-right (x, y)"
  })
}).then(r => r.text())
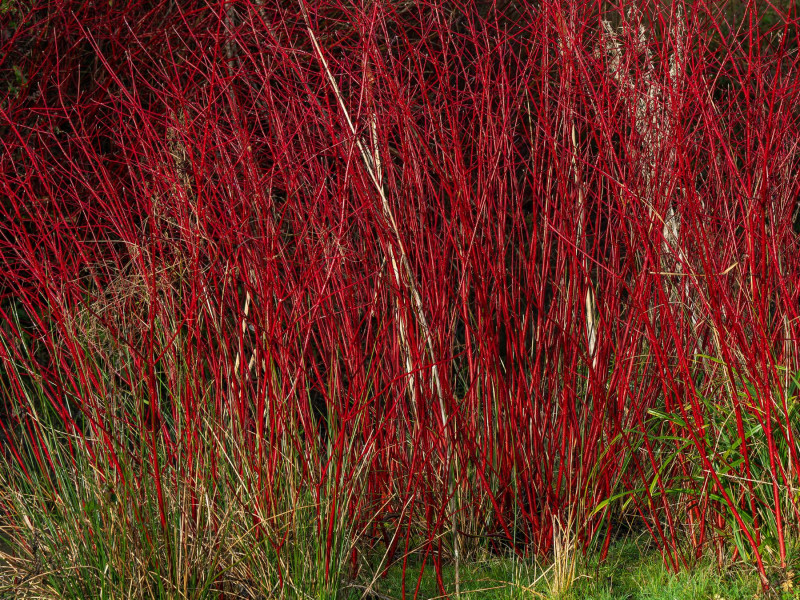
top-left (557, 10), bottom-right (599, 371)
top-left (549, 511), bottom-right (578, 597)
top-left (297, 9), bottom-right (445, 423)
top-left (603, 6), bottom-right (688, 295)
top-left (297, 3), bottom-right (458, 594)
top-left (232, 290), bottom-right (256, 377)
top-left (601, 6), bottom-right (706, 368)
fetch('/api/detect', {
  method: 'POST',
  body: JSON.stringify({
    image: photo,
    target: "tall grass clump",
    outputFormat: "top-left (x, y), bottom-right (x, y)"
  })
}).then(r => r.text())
top-left (1, 0), bottom-right (800, 597)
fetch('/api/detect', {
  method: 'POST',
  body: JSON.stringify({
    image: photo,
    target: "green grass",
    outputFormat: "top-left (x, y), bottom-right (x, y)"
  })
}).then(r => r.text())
top-left (364, 540), bottom-right (785, 600)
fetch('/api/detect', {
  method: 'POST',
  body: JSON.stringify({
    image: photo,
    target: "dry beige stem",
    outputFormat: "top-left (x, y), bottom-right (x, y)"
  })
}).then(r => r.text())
top-left (297, 1), bottom-right (445, 424)
top-left (296, 4), bottom-right (462, 595)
